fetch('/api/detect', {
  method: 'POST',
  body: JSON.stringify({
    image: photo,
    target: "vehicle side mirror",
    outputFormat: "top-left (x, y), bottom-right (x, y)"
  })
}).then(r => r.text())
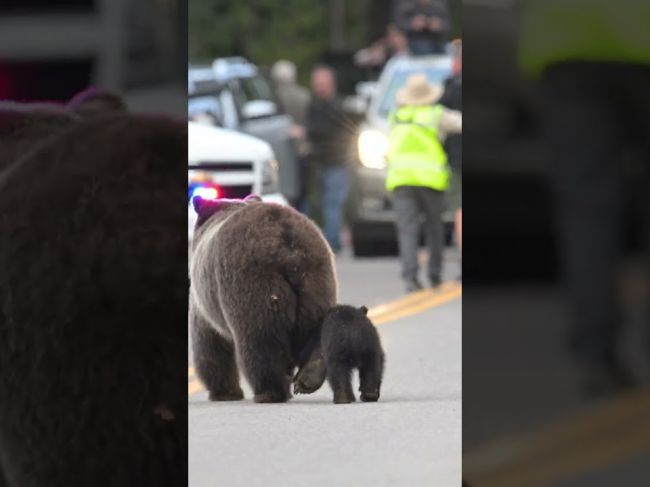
top-left (355, 81), bottom-right (378, 100)
top-left (241, 100), bottom-right (277, 119)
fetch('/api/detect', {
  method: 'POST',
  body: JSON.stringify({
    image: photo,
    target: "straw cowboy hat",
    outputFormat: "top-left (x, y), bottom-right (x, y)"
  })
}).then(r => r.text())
top-left (396, 73), bottom-right (443, 106)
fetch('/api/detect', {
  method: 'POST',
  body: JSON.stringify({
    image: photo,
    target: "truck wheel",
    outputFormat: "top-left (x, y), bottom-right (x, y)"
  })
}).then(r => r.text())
top-left (350, 225), bottom-right (399, 257)
top-left (351, 235), bottom-right (376, 257)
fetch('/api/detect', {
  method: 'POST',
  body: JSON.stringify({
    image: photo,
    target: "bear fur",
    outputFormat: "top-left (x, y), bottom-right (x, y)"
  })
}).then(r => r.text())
top-left (320, 305), bottom-right (385, 404)
top-left (189, 195), bottom-right (337, 403)
top-left (0, 91), bottom-right (187, 486)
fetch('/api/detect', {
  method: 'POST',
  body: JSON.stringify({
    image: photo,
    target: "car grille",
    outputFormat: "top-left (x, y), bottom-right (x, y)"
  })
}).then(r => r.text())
top-left (191, 162), bottom-right (254, 172)
top-left (219, 185), bottom-right (254, 199)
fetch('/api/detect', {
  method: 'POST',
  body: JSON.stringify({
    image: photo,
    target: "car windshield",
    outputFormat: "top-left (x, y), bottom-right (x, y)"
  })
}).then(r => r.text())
top-left (232, 75), bottom-right (279, 120)
top-left (187, 95), bottom-right (223, 120)
top-left (377, 66), bottom-right (451, 118)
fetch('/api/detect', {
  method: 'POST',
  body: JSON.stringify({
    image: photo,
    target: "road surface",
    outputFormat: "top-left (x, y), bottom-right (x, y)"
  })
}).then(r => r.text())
top-left (188, 249), bottom-right (462, 487)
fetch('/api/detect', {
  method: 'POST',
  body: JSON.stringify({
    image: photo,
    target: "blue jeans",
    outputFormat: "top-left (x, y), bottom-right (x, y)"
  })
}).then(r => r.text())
top-left (320, 166), bottom-right (349, 252)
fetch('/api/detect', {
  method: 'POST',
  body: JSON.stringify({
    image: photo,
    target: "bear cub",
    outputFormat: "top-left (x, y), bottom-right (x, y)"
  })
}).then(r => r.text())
top-left (321, 305), bottom-right (385, 404)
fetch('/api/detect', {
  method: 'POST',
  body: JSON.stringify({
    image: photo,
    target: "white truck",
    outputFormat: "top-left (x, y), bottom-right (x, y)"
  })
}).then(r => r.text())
top-left (188, 121), bottom-right (288, 240)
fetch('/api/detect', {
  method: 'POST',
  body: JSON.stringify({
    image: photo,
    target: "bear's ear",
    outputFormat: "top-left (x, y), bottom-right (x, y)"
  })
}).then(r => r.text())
top-left (244, 194), bottom-right (262, 203)
top-left (360, 305), bottom-right (369, 315)
top-left (193, 196), bottom-right (242, 229)
top-left (192, 195), bottom-right (208, 214)
top-left (192, 195), bottom-right (222, 215)
top-left (66, 87), bottom-right (127, 118)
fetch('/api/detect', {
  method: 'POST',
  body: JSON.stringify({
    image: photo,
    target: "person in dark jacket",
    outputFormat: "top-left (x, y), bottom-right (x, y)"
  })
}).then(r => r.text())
top-left (394, 0), bottom-right (450, 55)
top-left (306, 65), bottom-right (351, 253)
top-left (439, 39), bottom-right (462, 276)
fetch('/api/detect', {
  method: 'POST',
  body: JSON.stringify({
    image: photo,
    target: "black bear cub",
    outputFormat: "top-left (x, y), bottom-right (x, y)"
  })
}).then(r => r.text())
top-left (321, 305), bottom-right (385, 404)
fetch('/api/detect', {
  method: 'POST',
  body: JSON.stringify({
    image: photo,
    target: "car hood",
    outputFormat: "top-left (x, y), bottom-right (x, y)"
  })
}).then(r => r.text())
top-left (188, 122), bottom-right (273, 163)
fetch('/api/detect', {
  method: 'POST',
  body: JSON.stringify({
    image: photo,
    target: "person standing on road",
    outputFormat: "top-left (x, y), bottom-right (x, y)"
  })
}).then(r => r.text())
top-left (271, 60), bottom-right (311, 211)
top-left (439, 39), bottom-right (462, 279)
top-left (394, 0), bottom-right (450, 56)
top-left (306, 65), bottom-right (351, 253)
top-left (387, 73), bottom-right (462, 292)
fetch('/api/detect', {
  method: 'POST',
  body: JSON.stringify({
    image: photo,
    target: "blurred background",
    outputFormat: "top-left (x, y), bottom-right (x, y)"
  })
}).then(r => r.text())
top-left (462, 1), bottom-right (650, 486)
top-left (0, 0), bottom-right (187, 113)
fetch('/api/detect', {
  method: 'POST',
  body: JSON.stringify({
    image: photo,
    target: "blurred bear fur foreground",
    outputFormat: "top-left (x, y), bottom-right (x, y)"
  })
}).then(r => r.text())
top-left (0, 89), bottom-right (187, 487)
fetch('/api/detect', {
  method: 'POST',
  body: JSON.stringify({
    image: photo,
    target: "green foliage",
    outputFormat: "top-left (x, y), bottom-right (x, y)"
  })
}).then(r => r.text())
top-left (189, 0), bottom-right (330, 75)
top-left (189, 0), bottom-right (462, 81)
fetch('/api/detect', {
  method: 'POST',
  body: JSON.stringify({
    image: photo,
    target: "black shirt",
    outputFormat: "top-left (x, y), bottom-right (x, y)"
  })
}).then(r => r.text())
top-left (306, 97), bottom-right (349, 167)
top-left (439, 73), bottom-right (462, 171)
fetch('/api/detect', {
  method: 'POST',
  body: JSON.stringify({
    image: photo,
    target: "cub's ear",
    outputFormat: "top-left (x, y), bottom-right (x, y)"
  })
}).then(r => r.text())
top-left (67, 87), bottom-right (127, 118)
top-left (244, 194), bottom-right (262, 203)
top-left (360, 305), bottom-right (369, 315)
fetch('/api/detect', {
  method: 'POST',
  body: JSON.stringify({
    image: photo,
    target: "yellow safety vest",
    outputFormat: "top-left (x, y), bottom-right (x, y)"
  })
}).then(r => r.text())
top-left (386, 104), bottom-right (449, 192)
top-left (519, 0), bottom-right (650, 78)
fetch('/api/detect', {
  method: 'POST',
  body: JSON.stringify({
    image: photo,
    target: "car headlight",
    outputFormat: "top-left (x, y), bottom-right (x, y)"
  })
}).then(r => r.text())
top-left (358, 129), bottom-right (388, 169)
top-left (262, 158), bottom-right (279, 194)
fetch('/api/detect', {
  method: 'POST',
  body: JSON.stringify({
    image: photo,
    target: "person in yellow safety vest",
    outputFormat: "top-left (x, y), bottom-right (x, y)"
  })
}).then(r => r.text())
top-left (519, 0), bottom-right (650, 396)
top-left (386, 73), bottom-right (462, 293)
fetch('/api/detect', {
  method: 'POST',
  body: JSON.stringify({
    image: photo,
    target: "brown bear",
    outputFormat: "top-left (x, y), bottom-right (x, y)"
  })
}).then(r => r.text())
top-left (0, 90), bottom-right (187, 487)
top-left (189, 195), bottom-right (337, 403)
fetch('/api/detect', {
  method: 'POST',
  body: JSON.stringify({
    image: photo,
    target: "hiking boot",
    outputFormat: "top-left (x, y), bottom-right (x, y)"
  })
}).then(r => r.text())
top-left (405, 279), bottom-right (423, 293)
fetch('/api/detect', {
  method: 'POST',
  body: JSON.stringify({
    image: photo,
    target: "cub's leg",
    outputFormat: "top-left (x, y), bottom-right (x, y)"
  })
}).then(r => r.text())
top-left (190, 305), bottom-right (243, 401)
top-left (326, 362), bottom-right (356, 404)
top-left (359, 351), bottom-right (383, 402)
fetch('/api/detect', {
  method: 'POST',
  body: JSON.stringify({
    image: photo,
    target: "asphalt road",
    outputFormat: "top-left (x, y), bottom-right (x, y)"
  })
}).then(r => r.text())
top-left (188, 249), bottom-right (462, 487)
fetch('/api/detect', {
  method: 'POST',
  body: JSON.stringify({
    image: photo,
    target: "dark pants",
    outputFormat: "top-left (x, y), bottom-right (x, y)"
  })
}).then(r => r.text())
top-left (542, 62), bottom-right (650, 366)
top-left (296, 155), bottom-right (310, 215)
top-left (320, 166), bottom-right (349, 252)
top-left (392, 186), bottom-right (445, 282)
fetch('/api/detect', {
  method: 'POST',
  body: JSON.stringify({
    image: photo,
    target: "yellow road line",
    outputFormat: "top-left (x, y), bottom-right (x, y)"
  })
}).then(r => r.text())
top-left (374, 285), bottom-right (462, 325)
top-left (187, 282), bottom-right (462, 390)
top-left (368, 281), bottom-right (460, 320)
top-left (477, 422), bottom-right (650, 487)
top-left (464, 389), bottom-right (650, 486)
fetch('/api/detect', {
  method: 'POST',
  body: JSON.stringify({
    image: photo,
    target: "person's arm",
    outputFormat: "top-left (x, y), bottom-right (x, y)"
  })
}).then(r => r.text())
top-left (438, 108), bottom-right (462, 138)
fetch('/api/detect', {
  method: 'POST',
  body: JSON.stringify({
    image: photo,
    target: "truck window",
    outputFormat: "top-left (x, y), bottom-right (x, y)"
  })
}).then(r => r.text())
top-left (233, 76), bottom-right (280, 120)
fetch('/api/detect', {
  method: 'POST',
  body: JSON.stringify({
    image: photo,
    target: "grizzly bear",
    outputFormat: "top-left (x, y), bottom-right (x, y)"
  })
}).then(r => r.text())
top-left (189, 195), bottom-right (337, 403)
top-left (0, 91), bottom-right (187, 486)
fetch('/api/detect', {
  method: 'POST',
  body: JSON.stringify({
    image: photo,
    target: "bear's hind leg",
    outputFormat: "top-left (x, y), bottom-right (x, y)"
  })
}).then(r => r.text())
top-left (327, 362), bottom-right (356, 404)
top-left (238, 337), bottom-right (292, 403)
top-left (191, 307), bottom-right (243, 401)
top-left (359, 351), bottom-right (383, 402)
